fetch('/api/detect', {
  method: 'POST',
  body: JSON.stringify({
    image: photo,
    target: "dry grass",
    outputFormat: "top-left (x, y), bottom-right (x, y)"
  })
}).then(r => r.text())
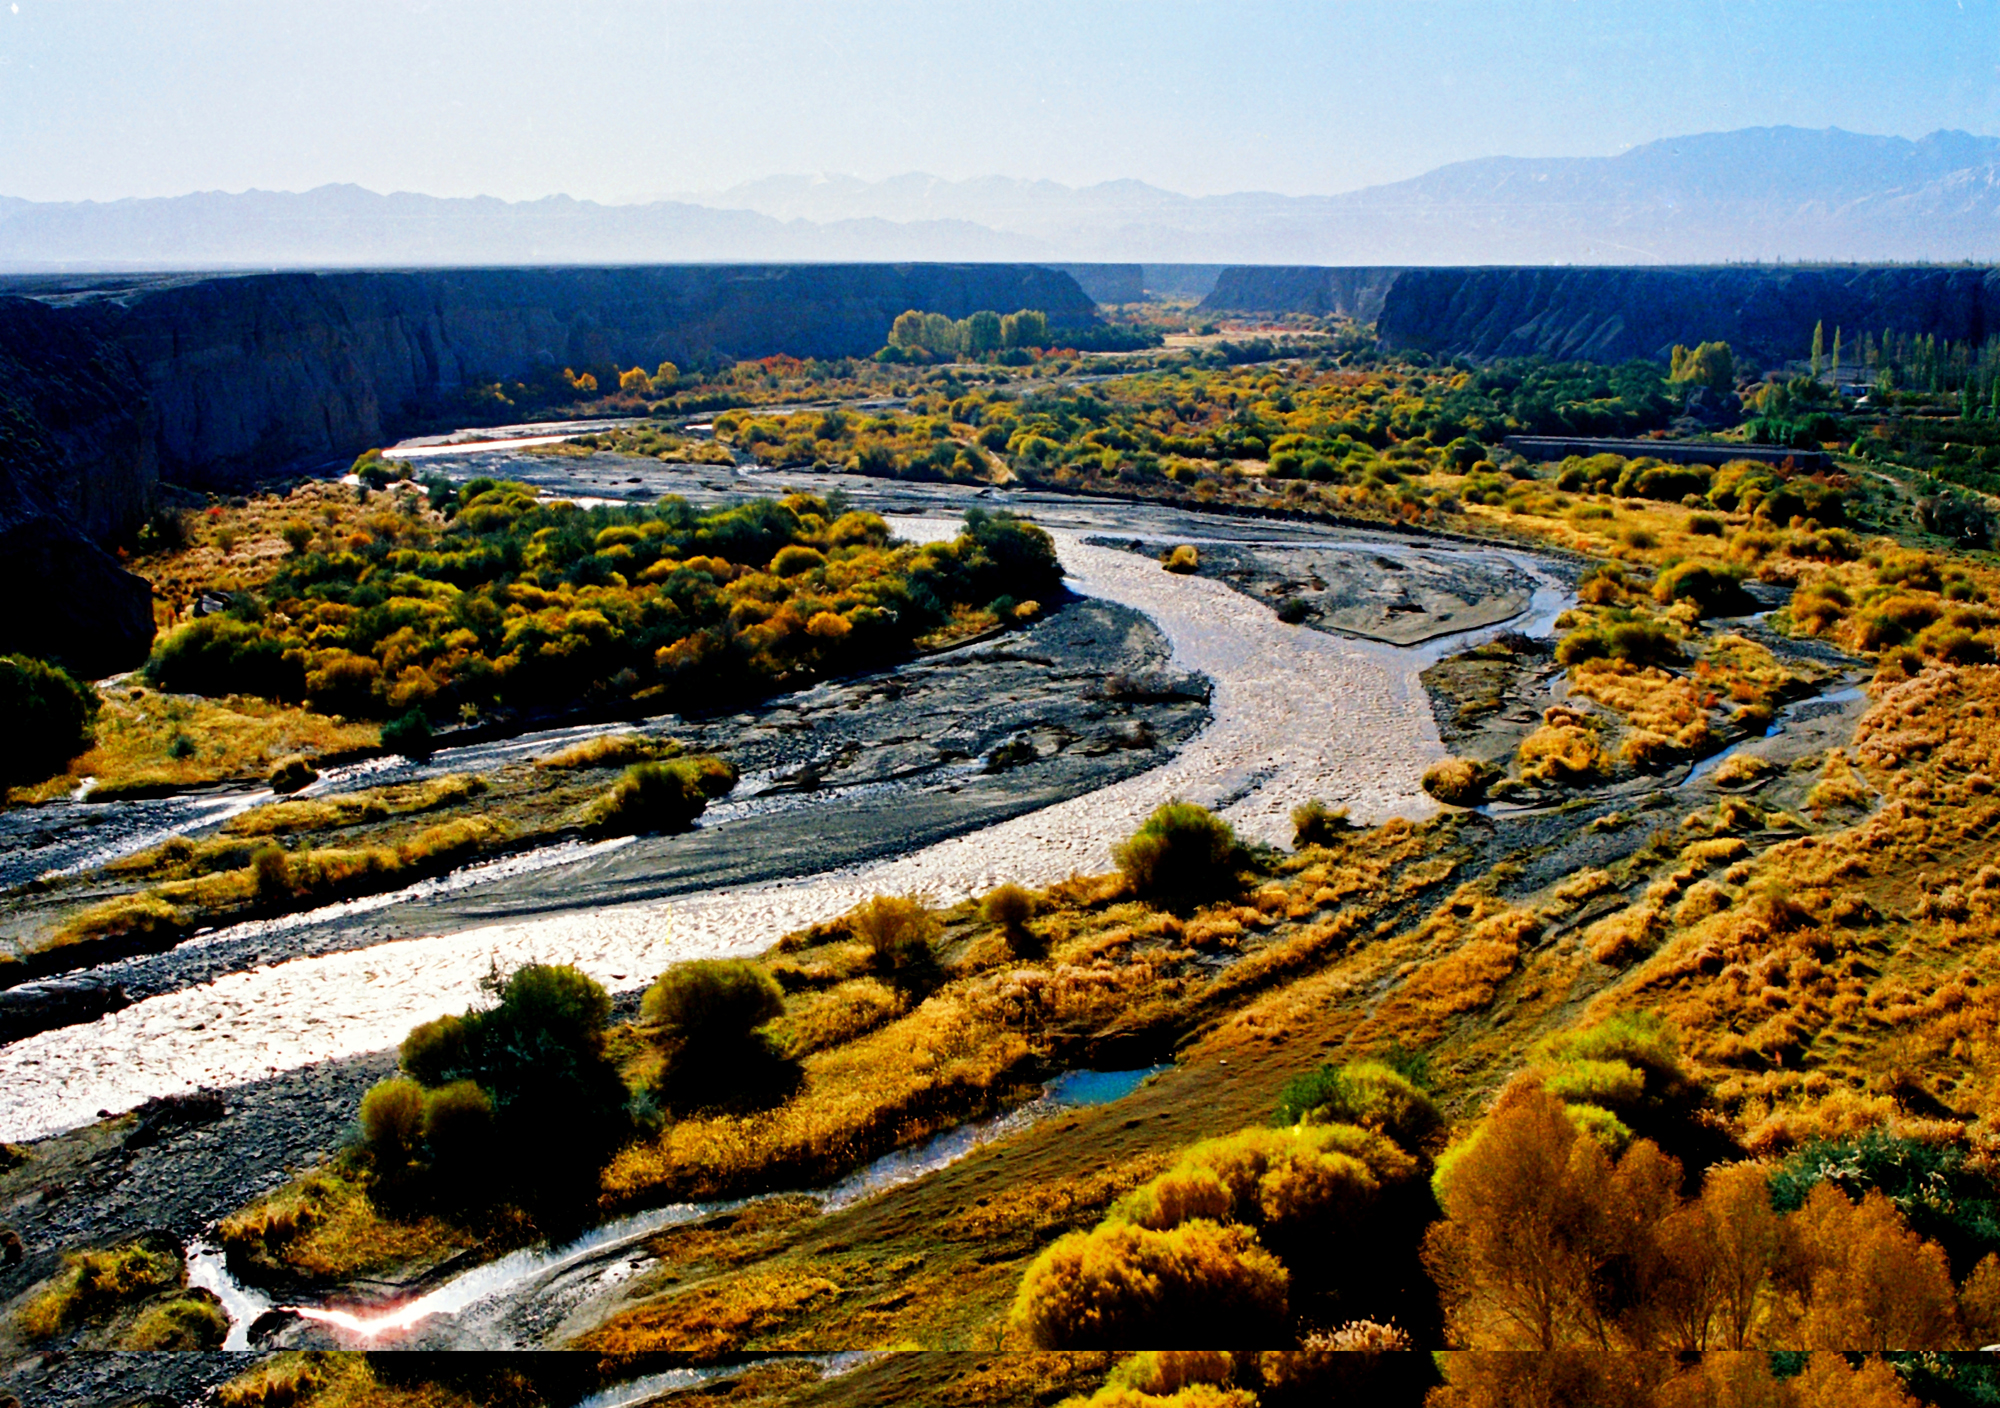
top-left (1422, 757), bottom-right (1491, 806)
top-left (601, 987), bottom-right (1035, 1208)
top-left (215, 1165), bottom-right (486, 1283)
top-left (534, 733), bottom-right (683, 770)
top-left (15, 1236), bottom-right (181, 1340)
top-left (44, 816), bottom-right (509, 956)
top-left (572, 1267), bottom-right (845, 1363)
top-left (1569, 658), bottom-right (1714, 765)
top-left (1575, 664), bottom-right (2000, 1149)
top-left (1516, 708), bottom-right (1608, 784)
top-left (226, 774), bottom-right (487, 836)
top-left (216, 1352), bottom-right (498, 1408)
top-left (6, 686), bottom-right (376, 806)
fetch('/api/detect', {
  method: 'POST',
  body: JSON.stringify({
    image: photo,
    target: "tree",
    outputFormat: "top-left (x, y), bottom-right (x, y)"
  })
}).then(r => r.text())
top-left (1777, 1184), bottom-right (1958, 1350)
top-left (889, 310), bottom-right (927, 350)
top-left (1831, 327), bottom-right (1842, 379)
top-left (618, 366), bottom-right (652, 394)
top-left (1002, 308), bottom-right (1052, 350)
top-left (1669, 342), bottom-right (1735, 391)
top-left (1702, 1162), bottom-right (1784, 1349)
top-left (652, 361), bottom-right (679, 389)
top-left (965, 309), bottom-right (1004, 356)
top-left (921, 312), bottom-right (960, 357)
top-left (1811, 320), bottom-right (1825, 377)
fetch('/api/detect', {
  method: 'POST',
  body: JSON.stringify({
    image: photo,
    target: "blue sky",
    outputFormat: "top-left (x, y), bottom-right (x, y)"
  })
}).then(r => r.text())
top-left (2, 0), bottom-right (1996, 202)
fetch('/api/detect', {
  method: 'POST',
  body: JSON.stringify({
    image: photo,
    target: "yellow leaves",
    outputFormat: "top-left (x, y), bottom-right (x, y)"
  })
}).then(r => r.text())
top-left (1517, 710), bottom-right (1608, 784)
top-left (806, 610), bottom-right (852, 640)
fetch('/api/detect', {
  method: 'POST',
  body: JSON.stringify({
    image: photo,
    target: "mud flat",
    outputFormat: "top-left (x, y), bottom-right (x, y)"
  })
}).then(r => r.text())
top-left (0, 521), bottom-right (1488, 1144)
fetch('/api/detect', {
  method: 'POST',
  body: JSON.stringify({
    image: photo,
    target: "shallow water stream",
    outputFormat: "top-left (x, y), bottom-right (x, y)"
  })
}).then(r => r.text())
top-left (186, 1066), bottom-right (1164, 1353)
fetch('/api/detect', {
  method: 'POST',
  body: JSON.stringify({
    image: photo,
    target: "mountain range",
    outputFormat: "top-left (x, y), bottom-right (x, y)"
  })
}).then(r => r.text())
top-left (2, 127), bottom-right (1997, 272)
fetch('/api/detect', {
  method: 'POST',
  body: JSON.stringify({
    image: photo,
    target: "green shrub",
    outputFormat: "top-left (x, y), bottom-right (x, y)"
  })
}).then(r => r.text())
top-left (380, 708), bottom-right (433, 760)
top-left (0, 654), bottom-right (99, 786)
top-left (1290, 799), bottom-right (1351, 848)
top-left (1530, 1011), bottom-right (1715, 1168)
top-left (359, 1077), bottom-right (427, 1172)
top-left (1771, 1129), bottom-right (2000, 1276)
top-left (1114, 801), bottom-right (1241, 904)
top-left (769, 544), bottom-right (826, 576)
top-left (146, 616), bottom-right (303, 700)
top-left (1273, 1060), bottom-right (1444, 1151)
top-left (643, 958), bottom-right (800, 1112)
top-left (400, 1012), bottom-right (478, 1086)
top-left (1652, 561), bottom-right (1751, 618)
top-left (642, 959), bottom-right (785, 1046)
top-left (587, 759), bottom-right (724, 834)
top-left (420, 1081), bottom-right (495, 1170)
top-left (1010, 1219), bottom-right (1290, 1349)
top-left (124, 1290), bottom-right (228, 1350)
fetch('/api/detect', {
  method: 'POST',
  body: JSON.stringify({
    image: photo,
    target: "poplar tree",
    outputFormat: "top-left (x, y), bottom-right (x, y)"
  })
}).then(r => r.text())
top-left (1811, 320), bottom-right (1825, 377)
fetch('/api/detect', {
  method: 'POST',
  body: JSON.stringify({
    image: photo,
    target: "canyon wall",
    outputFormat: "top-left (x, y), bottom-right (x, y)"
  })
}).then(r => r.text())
top-left (1198, 266), bottom-right (1406, 322)
top-left (0, 262), bottom-right (1096, 671)
top-left (1197, 263), bottom-right (2000, 367)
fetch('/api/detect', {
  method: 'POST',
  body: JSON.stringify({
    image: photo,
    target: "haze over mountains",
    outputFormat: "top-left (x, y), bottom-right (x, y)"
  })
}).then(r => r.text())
top-left (2, 127), bottom-right (1997, 272)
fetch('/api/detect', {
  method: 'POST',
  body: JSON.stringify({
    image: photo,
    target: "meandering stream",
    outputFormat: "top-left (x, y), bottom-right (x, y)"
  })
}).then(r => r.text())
top-left (0, 514), bottom-right (1566, 1143)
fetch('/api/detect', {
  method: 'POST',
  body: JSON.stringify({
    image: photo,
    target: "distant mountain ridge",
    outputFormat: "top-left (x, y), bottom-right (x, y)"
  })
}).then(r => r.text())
top-left (696, 129), bottom-right (2000, 264)
top-left (2, 126), bottom-right (1998, 269)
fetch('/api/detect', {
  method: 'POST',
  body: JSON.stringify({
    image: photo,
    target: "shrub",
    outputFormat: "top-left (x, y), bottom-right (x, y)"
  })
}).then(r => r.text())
top-left (16, 1236), bottom-right (181, 1339)
top-left (769, 544), bottom-right (826, 576)
top-left (587, 759), bottom-right (720, 834)
top-left (146, 616), bottom-right (303, 700)
top-left (359, 1077), bottom-right (427, 1172)
top-left (642, 959), bottom-right (785, 1046)
top-left (850, 894), bottom-right (940, 972)
top-left (643, 958), bottom-right (799, 1112)
top-left (1291, 799), bottom-right (1351, 848)
top-left (1422, 757), bottom-right (1491, 806)
top-left (380, 708), bottom-right (433, 760)
top-left (1114, 801), bottom-right (1241, 904)
top-left (420, 1081), bottom-right (495, 1170)
top-left (1162, 545), bottom-right (1200, 574)
top-left (981, 882), bottom-right (1038, 948)
top-left (1770, 1129), bottom-right (2000, 1276)
top-left (267, 756), bottom-right (318, 793)
top-left (0, 654), bottom-right (99, 786)
top-left (1272, 1061), bottom-right (1444, 1151)
top-left (400, 1012), bottom-right (478, 1086)
top-left (1653, 561), bottom-right (1751, 618)
top-left (1011, 1219), bottom-right (1289, 1349)
top-left (124, 1290), bottom-right (228, 1350)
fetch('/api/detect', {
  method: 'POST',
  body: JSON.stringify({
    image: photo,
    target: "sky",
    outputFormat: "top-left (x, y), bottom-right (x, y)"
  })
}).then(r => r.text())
top-left (2, 0), bottom-right (1997, 204)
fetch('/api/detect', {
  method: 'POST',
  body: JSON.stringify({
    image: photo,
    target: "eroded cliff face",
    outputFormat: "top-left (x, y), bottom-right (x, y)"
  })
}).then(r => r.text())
top-left (0, 262), bottom-right (1097, 670)
top-left (0, 296), bottom-right (157, 675)
top-left (104, 263), bottom-right (1098, 487)
top-left (1198, 266), bottom-right (1406, 322)
top-left (1374, 265), bottom-right (2000, 364)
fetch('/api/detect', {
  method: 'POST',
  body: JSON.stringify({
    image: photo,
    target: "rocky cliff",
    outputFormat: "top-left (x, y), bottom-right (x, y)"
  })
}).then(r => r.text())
top-left (0, 297), bottom-right (156, 675)
top-left (0, 262), bottom-right (1096, 671)
top-left (1374, 265), bottom-right (2000, 364)
top-left (1198, 267), bottom-right (1406, 322)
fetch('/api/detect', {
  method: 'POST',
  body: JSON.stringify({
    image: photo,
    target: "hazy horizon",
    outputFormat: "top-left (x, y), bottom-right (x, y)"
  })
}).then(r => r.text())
top-left (3, 1), bottom-right (1998, 205)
